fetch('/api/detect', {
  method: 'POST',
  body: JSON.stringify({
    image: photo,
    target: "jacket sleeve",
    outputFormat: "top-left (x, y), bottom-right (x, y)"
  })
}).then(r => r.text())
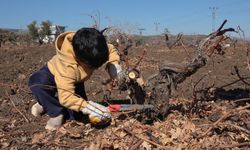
top-left (54, 66), bottom-right (88, 112)
top-left (107, 44), bottom-right (120, 65)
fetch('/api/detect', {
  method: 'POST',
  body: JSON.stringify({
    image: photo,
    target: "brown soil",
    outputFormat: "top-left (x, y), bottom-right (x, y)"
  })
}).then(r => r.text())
top-left (0, 40), bottom-right (250, 149)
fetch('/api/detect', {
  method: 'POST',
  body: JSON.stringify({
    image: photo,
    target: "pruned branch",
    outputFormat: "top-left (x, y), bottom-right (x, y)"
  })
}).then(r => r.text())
top-left (141, 20), bottom-right (237, 119)
top-left (167, 33), bottom-right (183, 49)
top-left (198, 103), bottom-right (250, 138)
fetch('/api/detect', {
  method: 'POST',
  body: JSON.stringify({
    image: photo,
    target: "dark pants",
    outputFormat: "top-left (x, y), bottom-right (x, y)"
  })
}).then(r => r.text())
top-left (28, 65), bottom-right (87, 121)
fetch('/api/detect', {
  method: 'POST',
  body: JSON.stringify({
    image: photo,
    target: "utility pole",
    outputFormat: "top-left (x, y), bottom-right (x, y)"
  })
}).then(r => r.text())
top-left (209, 7), bottom-right (218, 32)
top-left (92, 10), bottom-right (100, 30)
top-left (154, 22), bottom-right (160, 35)
top-left (138, 28), bottom-right (145, 36)
top-left (95, 10), bottom-right (100, 30)
top-left (104, 16), bottom-right (111, 27)
top-left (84, 10), bottom-right (100, 30)
top-left (164, 28), bottom-right (170, 34)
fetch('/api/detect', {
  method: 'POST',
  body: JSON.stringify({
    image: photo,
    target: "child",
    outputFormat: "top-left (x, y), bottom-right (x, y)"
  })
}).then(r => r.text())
top-left (28, 28), bottom-right (122, 131)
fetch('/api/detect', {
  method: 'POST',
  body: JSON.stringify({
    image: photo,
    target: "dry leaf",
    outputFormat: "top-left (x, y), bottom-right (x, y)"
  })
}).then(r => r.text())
top-left (84, 128), bottom-right (94, 136)
top-left (240, 133), bottom-right (250, 141)
top-left (119, 130), bottom-right (127, 138)
top-left (57, 126), bottom-right (67, 135)
top-left (162, 135), bottom-right (173, 145)
top-left (141, 141), bottom-right (152, 150)
top-left (1, 142), bottom-right (10, 149)
top-left (32, 132), bottom-right (46, 144)
top-left (170, 127), bottom-right (182, 140)
top-left (87, 136), bottom-right (101, 150)
top-left (183, 121), bottom-right (196, 132)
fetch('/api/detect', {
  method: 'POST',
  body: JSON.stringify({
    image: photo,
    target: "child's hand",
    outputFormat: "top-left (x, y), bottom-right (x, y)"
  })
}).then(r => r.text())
top-left (81, 101), bottom-right (111, 125)
top-left (108, 64), bottom-right (123, 79)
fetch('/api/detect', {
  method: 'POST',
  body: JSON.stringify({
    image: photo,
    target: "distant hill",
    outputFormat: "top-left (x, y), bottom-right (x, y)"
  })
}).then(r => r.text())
top-left (0, 28), bottom-right (28, 34)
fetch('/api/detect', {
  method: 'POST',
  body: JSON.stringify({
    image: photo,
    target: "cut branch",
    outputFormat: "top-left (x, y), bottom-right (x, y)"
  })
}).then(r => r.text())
top-left (123, 128), bottom-right (169, 149)
top-left (198, 103), bottom-right (250, 138)
top-left (5, 91), bottom-right (30, 123)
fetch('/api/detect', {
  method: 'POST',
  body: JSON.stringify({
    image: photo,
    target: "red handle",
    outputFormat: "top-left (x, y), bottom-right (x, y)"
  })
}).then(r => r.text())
top-left (108, 104), bottom-right (122, 112)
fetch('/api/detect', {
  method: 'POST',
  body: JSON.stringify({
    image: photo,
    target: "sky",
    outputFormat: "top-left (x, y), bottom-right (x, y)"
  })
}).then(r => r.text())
top-left (0, 0), bottom-right (250, 37)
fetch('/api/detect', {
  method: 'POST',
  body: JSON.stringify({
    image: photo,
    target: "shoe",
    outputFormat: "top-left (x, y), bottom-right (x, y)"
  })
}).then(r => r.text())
top-left (31, 103), bottom-right (44, 117)
top-left (45, 114), bottom-right (64, 131)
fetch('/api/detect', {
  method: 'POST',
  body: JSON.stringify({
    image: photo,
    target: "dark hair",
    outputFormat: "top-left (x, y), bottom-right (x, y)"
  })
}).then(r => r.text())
top-left (72, 28), bottom-right (109, 68)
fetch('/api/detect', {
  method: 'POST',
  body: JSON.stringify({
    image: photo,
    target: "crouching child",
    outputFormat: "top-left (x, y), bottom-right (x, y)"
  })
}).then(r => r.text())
top-left (28, 28), bottom-right (122, 131)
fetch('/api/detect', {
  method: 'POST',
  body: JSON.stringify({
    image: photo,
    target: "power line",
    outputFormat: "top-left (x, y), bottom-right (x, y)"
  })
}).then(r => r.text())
top-left (154, 22), bottom-right (160, 34)
top-left (138, 28), bottom-right (145, 36)
top-left (209, 7), bottom-right (218, 32)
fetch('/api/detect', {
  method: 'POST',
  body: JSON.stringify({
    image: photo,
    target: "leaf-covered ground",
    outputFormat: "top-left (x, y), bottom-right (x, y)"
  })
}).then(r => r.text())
top-left (0, 39), bottom-right (250, 149)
